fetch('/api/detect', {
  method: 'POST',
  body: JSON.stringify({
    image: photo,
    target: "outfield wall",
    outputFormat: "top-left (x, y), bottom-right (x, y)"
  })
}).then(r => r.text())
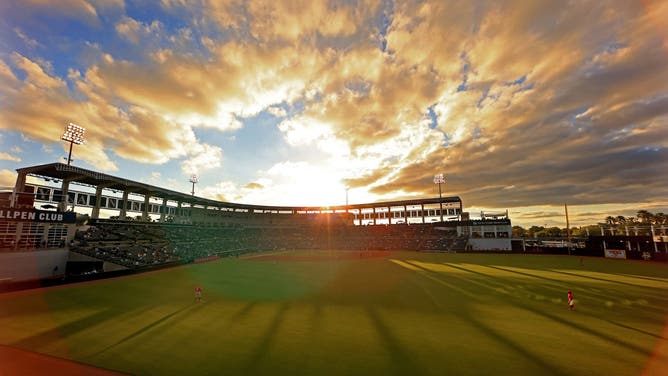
top-left (0, 248), bottom-right (68, 282)
top-left (467, 238), bottom-right (512, 251)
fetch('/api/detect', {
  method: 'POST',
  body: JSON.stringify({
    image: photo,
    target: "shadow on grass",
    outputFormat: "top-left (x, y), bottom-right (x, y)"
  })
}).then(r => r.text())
top-left (617, 273), bottom-right (668, 283)
top-left (465, 315), bottom-right (565, 376)
top-left (551, 269), bottom-right (668, 296)
top-left (229, 301), bottom-right (257, 323)
top-left (480, 264), bottom-right (668, 316)
top-left (548, 269), bottom-right (668, 290)
top-left (87, 303), bottom-right (203, 358)
top-left (366, 306), bottom-right (424, 376)
top-left (404, 262), bottom-right (564, 375)
top-left (409, 261), bottom-right (660, 359)
top-left (604, 319), bottom-right (668, 340)
top-left (243, 302), bottom-right (290, 374)
top-left (452, 265), bottom-right (665, 346)
top-left (11, 307), bottom-right (120, 350)
top-left (479, 265), bottom-right (658, 304)
top-left (11, 304), bottom-right (159, 351)
top-left (451, 263), bottom-right (626, 303)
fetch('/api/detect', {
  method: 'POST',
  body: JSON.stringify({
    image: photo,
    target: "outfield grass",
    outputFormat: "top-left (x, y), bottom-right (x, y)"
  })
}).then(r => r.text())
top-left (1, 252), bottom-right (667, 375)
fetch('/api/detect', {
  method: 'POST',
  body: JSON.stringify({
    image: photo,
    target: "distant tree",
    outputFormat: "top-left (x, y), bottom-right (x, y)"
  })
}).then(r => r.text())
top-left (512, 226), bottom-right (528, 238)
top-left (528, 226), bottom-right (544, 238)
top-left (655, 213), bottom-right (667, 226)
top-left (546, 227), bottom-right (563, 237)
top-left (605, 216), bottom-right (616, 226)
top-left (573, 225), bottom-right (601, 236)
top-left (636, 210), bottom-right (653, 224)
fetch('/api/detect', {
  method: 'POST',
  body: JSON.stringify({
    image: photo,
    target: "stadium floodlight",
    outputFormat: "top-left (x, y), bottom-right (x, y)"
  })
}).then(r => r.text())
top-left (61, 122), bottom-right (85, 166)
top-left (345, 186), bottom-right (349, 211)
top-left (189, 174), bottom-right (199, 196)
top-left (433, 174), bottom-right (445, 222)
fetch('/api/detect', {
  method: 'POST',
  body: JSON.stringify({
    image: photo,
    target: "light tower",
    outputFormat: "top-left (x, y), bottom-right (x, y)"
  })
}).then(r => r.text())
top-left (345, 186), bottom-right (349, 211)
top-left (61, 123), bottom-right (85, 166)
top-left (189, 174), bottom-right (198, 196)
top-left (433, 173), bottom-right (445, 222)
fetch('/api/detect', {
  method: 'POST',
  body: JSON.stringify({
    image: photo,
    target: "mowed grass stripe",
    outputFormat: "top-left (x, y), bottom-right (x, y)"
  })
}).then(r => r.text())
top-left (0, 252), bottom-right (666, 376)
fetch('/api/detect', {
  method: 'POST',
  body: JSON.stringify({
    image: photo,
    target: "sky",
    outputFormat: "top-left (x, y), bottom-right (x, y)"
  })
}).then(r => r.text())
top-left (0, 0), bottom-right (667, 228)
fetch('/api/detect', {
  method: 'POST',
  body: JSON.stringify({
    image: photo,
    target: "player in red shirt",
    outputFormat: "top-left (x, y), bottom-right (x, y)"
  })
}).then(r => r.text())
top-left (194, 285), bottom-right (202, 302)
top-left (567, 289), bottom-right (574, 310)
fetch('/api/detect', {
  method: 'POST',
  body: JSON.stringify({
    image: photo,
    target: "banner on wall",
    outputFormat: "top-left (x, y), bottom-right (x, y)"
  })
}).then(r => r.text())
top-left (604, 249), bottom-right (627, 259)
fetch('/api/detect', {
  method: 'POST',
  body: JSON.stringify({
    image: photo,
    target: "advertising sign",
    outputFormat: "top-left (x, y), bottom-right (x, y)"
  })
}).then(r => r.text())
top-left (604, 249), bottom-right (627, 259)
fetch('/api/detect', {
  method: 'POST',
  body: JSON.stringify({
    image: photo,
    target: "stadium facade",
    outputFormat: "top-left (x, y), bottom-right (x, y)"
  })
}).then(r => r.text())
top-left (1, 163), bottom-right (512, 283)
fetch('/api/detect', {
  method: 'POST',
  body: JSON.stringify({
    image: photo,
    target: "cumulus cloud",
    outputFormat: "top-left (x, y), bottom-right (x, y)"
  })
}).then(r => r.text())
top-left (0, 153), bottom-right (21, 162)
top-left (14, 0), bottom-right (102, 26)
top-left (180, 143), bottom-right (223, 175)
top-left (267, 106), bottom-right (287, 118)
top-left (13, 28), bottom-right (40, 48)
top-left (0, 169), bottom-right (17, 187)
top-left (115, 17), bottom-right (161, 45)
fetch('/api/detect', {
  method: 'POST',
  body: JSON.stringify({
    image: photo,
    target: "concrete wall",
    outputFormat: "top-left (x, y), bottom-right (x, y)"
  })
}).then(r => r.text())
top-left (0, 249), bottom-right (69, 282)
top-left (468, 238), bottom-right (512, 251)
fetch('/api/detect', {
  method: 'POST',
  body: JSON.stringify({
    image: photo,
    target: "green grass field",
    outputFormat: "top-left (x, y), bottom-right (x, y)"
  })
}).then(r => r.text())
top-left (1, 251), bottom-right (667, 375)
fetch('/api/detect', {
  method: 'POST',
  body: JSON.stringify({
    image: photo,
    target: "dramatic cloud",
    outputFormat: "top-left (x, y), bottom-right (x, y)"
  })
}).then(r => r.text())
top-left (0, 0), bottom-right (666, 226)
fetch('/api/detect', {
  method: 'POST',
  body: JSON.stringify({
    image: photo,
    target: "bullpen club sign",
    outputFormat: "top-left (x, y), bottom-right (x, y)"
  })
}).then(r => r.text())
top-left (0, 207), bottom-right (76, 223)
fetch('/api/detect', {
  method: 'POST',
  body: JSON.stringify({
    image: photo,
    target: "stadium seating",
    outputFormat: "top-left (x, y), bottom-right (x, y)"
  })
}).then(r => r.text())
top-left (68, 219), bottom-right (469, 269)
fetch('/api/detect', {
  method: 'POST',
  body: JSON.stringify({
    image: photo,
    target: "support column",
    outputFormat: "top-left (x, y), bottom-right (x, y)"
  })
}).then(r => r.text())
top-left (120, 191), bottom-right (129, 220)
top-left (11, 172), bottom-right (27, 208)
top-left (91, 186), bottom-right (104, 219)
top-left (41, 224), bottom-right (50, 248)
top-left (142, 194), bottom-right (150, 221)
top-left (160, 198), bottom-right (168, 222)
top-left (13, 223), bottom-right (22, 250)
top-left (57, 179), bottom-right (72, 212)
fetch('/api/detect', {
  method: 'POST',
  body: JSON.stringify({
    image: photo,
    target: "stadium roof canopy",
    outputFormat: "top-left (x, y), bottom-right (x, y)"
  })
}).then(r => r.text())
top-left (16, 162), bottom-right (461, 211)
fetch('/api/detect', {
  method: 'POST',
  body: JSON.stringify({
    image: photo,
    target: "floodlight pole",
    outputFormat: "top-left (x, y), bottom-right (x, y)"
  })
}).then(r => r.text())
top-left (346, 187), bottom-right (349, 211)
top-left (61, 123), bottom-right (85, 166)
top-left (434, 174), bottom-right (445, 222)
top-left (565, 203), bottom-right (571, 256)
top-left (438, 182), bottom-right (443, 222)
top-left (66, 141), bottom-right (74, 166)
top-left (189, 175), bottom-right (198, 196)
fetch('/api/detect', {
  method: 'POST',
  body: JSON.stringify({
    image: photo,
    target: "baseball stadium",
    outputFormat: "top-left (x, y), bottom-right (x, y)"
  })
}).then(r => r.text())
top-left (1, 163), bottom-right (667, 375)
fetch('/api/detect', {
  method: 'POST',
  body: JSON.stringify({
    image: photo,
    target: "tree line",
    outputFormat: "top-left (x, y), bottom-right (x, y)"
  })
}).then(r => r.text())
top-left (512, 210), bottom-right (667, 238)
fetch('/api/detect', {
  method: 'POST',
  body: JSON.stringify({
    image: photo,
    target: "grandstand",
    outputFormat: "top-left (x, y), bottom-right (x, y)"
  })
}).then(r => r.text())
top-left (1, 162), bottom-right (512, 284)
